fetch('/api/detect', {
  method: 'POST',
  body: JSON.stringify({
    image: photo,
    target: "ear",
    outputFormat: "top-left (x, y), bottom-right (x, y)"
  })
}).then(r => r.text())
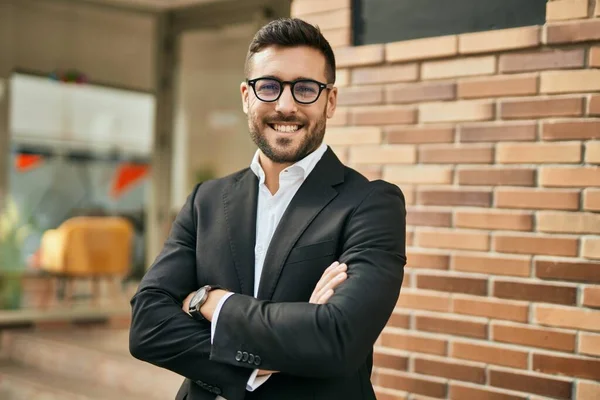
top-left (326, 87), bottom-right (338, 119)
top-left (240, 81), bottom-right (249, 114)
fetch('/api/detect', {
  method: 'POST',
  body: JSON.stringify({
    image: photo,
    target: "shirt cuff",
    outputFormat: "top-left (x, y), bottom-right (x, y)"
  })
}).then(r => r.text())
top-left (210, 292), bottom-right (235, 344)
top-left (246, 369), bottom-right (271, 392)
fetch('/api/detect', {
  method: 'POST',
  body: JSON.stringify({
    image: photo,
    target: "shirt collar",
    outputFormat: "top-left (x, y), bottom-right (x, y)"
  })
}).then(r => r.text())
top-left (250, 142), bottom-right (328, 183)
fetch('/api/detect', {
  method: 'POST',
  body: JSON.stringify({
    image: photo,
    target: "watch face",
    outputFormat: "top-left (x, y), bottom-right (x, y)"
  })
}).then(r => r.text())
top-left (189, 287), bottom-right (207, 310)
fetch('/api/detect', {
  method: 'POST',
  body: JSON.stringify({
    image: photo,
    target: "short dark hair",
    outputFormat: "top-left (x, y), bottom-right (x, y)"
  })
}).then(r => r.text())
top-left (244, 18), bottom-right (336, 84)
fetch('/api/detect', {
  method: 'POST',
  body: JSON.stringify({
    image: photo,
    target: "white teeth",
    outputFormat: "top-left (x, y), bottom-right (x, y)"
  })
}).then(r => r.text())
top-left (273, 124), bottom-right (300, 133)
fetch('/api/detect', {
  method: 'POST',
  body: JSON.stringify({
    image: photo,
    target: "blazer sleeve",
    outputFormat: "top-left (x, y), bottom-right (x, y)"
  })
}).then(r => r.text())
top-left (129, 184), bottom-right (252, 400)
top-left (209, 181), bottom-right (406, 378)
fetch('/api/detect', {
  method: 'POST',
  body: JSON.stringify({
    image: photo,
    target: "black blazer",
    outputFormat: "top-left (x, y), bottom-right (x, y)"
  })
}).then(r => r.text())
top-left (129, 148), bottom-right (407, 400)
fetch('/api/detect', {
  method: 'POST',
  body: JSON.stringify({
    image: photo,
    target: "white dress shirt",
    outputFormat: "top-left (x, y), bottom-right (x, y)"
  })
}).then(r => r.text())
top-left (211, 142), bottom-right (329, 400)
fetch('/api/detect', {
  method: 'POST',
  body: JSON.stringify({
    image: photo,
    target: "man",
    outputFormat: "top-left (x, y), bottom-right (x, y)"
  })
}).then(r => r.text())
top-left (129, 17), bottom-right (406, 400)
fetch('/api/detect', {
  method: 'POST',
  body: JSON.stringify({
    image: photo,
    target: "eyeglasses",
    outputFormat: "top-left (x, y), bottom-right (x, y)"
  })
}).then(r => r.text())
top-left (247, 77), bottom-right (334, 105)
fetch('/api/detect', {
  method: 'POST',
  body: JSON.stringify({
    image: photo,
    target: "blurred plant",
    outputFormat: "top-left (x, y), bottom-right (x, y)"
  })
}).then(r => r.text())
top-left (0, 196), bottom-right (39, 309)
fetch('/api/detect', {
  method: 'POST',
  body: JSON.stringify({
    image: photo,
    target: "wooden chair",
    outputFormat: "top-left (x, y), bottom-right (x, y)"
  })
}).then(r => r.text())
top-left (38, 216), bottom-right (134, 307)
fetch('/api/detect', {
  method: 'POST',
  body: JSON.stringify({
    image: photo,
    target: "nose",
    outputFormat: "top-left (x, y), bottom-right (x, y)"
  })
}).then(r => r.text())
top-left (275, 85), bottom-right (297, 114)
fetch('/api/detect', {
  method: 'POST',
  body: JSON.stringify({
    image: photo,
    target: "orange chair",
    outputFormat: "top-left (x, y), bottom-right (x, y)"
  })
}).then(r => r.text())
top-left (39, 216), bottom-right (134, 307)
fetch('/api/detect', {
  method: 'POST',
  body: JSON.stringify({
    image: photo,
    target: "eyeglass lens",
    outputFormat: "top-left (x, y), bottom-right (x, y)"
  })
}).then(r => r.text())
top-left (254, 79), bottom-right (320, 103)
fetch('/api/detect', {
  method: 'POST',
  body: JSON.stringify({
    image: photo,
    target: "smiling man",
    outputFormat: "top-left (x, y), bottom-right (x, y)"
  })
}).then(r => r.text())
top-left (129, 18), bottom-right (407, 400)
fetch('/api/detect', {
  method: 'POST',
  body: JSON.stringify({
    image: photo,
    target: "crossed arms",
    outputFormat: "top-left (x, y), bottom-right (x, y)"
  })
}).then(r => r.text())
top-left (129, 181), bottom-right (406, 400)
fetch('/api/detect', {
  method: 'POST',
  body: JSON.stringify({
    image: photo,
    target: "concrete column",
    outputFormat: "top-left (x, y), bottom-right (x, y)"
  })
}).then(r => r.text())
top-left (146, 12), bottom-right (177, 266)
top-left (0, 0), bottom-right (15, 212)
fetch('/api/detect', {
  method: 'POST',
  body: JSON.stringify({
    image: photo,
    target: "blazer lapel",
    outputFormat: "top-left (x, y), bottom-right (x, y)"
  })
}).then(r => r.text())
top-left (222, 169), bottom-right (258, 296)
top-left (257, 148), bottom-right (345, 300)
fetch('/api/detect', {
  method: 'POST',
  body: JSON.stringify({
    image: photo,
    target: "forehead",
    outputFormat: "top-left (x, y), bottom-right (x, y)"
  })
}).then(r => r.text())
top-left (249, 45), bottom-right (327, 81)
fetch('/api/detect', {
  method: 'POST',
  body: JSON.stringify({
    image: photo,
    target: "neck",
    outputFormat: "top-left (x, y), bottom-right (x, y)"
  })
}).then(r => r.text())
top-left (258, 152), bottom-right (292, 195)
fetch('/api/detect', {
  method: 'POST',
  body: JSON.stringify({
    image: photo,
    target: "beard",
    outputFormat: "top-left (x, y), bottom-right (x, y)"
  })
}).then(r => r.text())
top-left (248, 107), bottom-right (327, 164)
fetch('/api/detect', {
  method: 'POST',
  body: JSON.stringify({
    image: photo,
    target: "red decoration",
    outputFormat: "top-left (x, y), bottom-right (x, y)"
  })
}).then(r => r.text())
top-left (110, 163), bottom-right (150, 199)
top-left (15, 154), bottom-right (44, 172)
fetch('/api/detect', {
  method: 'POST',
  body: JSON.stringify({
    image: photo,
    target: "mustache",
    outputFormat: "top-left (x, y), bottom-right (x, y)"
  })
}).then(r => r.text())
top-left (265, 114), bottom-right (306, 125)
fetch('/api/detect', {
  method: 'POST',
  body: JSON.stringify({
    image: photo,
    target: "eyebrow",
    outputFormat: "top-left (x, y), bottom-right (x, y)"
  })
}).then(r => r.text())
top-left (260, 75), bottom-right (317, 81)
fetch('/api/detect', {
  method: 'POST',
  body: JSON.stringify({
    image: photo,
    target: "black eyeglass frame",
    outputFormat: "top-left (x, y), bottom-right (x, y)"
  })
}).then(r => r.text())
top-left (246, 77), bottom-right (334, 105)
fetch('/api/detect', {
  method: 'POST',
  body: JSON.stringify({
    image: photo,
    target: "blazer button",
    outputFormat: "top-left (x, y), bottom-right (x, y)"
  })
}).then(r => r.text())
top-left (235, 351), bottom-right (243, 362)
top-left (248, 354), bottom-right (255, 364)
top-left (242, 352), bottom-right (249, 362)
top-left (254, 355), bottom-right (261, 366)
top-left (214, 387), bottom-right (222, 395)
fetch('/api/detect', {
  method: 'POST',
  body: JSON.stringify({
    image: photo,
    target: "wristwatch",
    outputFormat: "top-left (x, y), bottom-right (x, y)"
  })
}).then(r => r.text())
top-left (188, 285), bottom-right (225, 322)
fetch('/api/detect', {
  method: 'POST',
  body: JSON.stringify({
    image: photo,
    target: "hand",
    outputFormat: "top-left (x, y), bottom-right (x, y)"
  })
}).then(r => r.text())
top-left (309, 261), bottom-right (347, 304)
top-left (199, 289), bottom-right (228, 322)
top-left (182, 291), bottom-right (195, 314)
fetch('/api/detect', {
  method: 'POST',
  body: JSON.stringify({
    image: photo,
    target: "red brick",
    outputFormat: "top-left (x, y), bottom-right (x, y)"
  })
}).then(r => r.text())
top-left (493, 280), bottom-right (577, 305)
top-left (386, 35), bottom-right (457, 63)
top-left (385, 81), bottom-right (456, 104)
top-left (490, 368), bottom-right (573, 399)
top-left (537, 211), bottom-right (600, 234)
top-left (414, 356), bottom-right (485, 383)
top-left (329, 107), bottom-right (348, 126)
top-left (535, 304), bottom-right (600, 332)
top-left (578, 381), bottom-right (600, 400)
top-left (536, 259), bottom-right (600, 284)
top-left (497, 142), bottom-right (582, 164)
top-left (457, 74), bottom-right (538, 99)
top-left (541, 70), bottom-right (600, 94)
top-left (377, 370), bottom-right (447, 398)
top-left (580, 332), bottom-right (600, 357)
top-left (349, 145), bottom-right (416, 164)
top-left (533, 353), bottom-right (600, 380)
top-left (419, 144), bottom-right (494, 164)
top-left (591, 95), bottom-right (600, 115)
top-left (546, 0), bottom-right (589, 21)
top-left (386, 125), bottom-right (455, 144)
top-left (587, 141), bottom-right (600, 164)
top-left (383, 166), bottom-right (452, 185)
top-left (500, 97), bottom-right (584, 119)
top-left (406, 209), bottom-right (452, 228)
top-left (422, 56), bottom-right (496, 80)
top-left (420, 101), bottom-right (494, 123)
top-left (352, 64), bottom-right (418, 85)
top-left (459, 122), bottom-right (537, 142)
top-left (352, 165), bottom-right (382, 181)
top-left (337, 85), bottom-right (383, 106)
top-left (300, 8), bottom-right (350, 30)
top-left (451, 341), bottom-right (528, 369)
top-left (321, 28), bottom-right (351, 47)
top-left (458, 26), bottom-right (540, 54)
top-left (455, 209), bottom-right (533, 231)
top-left (450, 383), bottom-right (527, 400)
top-left (458, 168), bottom-right (536, 186)
top-left (373, 350), bottom-right (409, 371)
top-left (350, 106), bottom-right (416, 125)
top-left (388, 310), bottom-right (411, 329)
top-left (499, 48), bottom-right (585, 73)
top-left (584, 189), bottom-right (600, 211)
top-left (452, 252), bottom-right (531, 277)
top-left (418, 188), bottom-right (492, 207)
top-left (417, 230), bottom-right (490, 252)
top-left (380, 330), bottom-right (448, 356)
top-left (453, 295), bottom-right (529, 322)
top-left (540, 167), bottom-right (600, 187)
top-left (583, 237), bottom-right (600, 260)
top-left (373, 389), bottom-right (406, 400)
top-left (542, 120), bottom-right (600, 140)
top-left (492, 321), bottom-right (576, 352)
top-left (583, 286), bottom-right (600, 308)
top-left (325, 126), bottom-right (381, 145)
top-left (416, 273), bottom-right (487, 296)
top-left (416, 313), bottom-right (488, 339)
top-left (406, 250), bottom-right (450, 270)
top-left (546, 18), bottom-right (600, 44)
top-left (397, 290), bottom-right (451, 312)
top-left (493, 233), bottom-right (579, 257)
top-left (291, 0), bottom-right (350, 16)
top-left (334, 44), bottom-right (384, 68)
top-left (590, 46), bottom-right (600, 68)
top-left (496, 188), bottom-right (580, 211)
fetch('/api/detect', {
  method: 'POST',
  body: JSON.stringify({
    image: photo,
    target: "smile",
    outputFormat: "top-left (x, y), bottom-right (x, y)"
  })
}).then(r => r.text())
top-left (269, 123), bottom-right (303, 133)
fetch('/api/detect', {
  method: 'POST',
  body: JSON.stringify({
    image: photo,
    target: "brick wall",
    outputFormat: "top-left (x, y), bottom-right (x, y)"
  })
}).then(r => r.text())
top-left (293, 0), bottom-right (600, 399)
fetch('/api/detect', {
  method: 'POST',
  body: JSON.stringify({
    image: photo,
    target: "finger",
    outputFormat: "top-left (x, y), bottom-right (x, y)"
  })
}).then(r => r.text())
top-left (313, 271), bottom-right (347, 303)
top-left (312, 262), bottom-right (341, 295)
top-left (315, 288), bottom-right (334, 304)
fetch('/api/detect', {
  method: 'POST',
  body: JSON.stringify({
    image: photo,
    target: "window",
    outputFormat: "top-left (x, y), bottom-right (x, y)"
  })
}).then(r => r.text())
top-left (352, 0), bottom-right (547, 46)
